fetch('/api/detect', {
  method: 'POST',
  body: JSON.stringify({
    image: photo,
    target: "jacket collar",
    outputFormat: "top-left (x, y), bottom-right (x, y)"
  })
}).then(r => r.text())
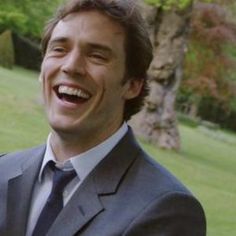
top-left (5, 145), bottom-right (46, 236)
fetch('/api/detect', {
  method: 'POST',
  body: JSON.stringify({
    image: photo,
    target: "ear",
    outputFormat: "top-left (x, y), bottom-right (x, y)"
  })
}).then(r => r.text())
top-left (122, 79), bottom-right (143, 100)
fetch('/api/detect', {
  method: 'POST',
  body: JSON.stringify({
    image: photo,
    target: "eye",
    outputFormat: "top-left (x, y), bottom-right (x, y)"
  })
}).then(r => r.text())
top-left (47, 46), bottom-right (67, 57)
top-left (90, 53), bottom-right (105, 59)
top-left (53, 47), bottom-right (66, 53)
top-left (88, 52), bottom-right (109, 64)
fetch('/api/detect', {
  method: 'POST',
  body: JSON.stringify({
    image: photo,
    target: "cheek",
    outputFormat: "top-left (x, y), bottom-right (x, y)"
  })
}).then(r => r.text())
top-left (92, 66), bottom-right (124, 88)
top-left (40, 65), bottom-right (54, 101)
top-left (41, 57), bottom-right (61, 79)
top-left (86, 66), bottom-right (107, 88)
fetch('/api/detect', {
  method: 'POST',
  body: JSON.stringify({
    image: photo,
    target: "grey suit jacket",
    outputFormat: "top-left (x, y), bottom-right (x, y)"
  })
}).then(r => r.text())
top-left (0, 129), bottom-right (206, 236)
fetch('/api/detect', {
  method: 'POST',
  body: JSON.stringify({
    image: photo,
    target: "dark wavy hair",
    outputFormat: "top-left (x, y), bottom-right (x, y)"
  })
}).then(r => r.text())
top-left (41, 0), bottom-right (153, 120)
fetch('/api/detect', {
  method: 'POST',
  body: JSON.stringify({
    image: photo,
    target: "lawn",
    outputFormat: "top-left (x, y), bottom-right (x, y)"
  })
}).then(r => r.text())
top-left (0, 66), bottom-right (49, 150)
top-left (0, 66), bottom-right (236, 235)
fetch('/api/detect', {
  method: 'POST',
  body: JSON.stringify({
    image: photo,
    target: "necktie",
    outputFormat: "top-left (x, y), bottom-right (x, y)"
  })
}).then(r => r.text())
top-left (32, 162), bottom-right (76, 236)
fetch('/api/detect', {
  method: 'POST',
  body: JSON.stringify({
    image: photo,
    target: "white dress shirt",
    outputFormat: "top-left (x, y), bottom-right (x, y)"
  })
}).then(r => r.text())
top-left (26, 123), bottom-right (128, 236)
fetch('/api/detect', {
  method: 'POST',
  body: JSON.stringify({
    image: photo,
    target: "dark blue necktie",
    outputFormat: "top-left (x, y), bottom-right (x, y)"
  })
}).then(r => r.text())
top-left (32, 162), bottom-right (76, 236)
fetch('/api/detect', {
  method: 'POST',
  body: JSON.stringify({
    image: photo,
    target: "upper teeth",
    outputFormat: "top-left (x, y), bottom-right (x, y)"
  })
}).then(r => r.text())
top-left (58, 85), bottom-right (90, 99)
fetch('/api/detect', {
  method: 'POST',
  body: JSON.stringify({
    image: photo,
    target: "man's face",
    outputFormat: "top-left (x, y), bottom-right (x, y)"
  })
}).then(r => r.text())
top-left (40, 10), bottom-right (142, 143)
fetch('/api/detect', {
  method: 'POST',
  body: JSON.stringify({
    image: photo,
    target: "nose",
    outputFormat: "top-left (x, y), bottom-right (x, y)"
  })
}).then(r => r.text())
top-left (61, 49), bottom-right (85, 77)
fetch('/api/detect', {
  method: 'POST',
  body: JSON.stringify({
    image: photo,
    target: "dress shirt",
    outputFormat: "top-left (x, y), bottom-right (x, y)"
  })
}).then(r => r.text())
top-left (26, 123), bottom-right (128, 236)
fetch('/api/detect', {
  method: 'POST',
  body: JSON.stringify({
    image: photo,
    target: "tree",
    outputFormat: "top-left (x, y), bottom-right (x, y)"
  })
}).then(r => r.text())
top-left (131, 0), bottom-right (193, 150)
top-left (179, 1), bottom-right (236, 123)
top-left (0, 3), bottom-right (27, 34)
top-left (0, 0), bottom-right (64, 39)
top-left (131, 0), bottom-right (236, 149)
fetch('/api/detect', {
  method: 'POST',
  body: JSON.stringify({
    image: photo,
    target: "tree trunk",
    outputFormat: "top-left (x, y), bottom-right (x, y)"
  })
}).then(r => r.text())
top-left (130, 2), bottom-right (192, 151)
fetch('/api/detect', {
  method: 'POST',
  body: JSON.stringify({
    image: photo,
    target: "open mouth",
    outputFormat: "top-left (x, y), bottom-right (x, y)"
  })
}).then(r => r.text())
top-left (54, 85), bottom-right (91, 104)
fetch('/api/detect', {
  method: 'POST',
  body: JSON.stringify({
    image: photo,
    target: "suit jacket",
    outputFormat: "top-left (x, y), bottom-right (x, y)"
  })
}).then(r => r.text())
top-left (0, 129), bottom-right (206, 236)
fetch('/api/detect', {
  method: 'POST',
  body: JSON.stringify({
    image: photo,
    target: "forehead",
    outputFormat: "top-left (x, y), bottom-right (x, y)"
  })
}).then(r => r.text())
top-left (49, 10), bottom-right (126, 48)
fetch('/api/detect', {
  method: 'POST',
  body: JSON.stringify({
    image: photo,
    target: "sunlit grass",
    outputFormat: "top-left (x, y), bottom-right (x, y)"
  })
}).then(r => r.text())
top-left (0, 66), bottom-right (49, 151)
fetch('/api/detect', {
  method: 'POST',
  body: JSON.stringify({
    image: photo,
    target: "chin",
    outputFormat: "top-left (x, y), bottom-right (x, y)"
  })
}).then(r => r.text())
top-left (49, 118), bottom-right (77, 134)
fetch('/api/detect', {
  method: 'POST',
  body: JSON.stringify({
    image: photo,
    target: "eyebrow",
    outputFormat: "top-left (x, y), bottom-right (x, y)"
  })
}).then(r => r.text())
top-left (87, 43), bottom-right (113, 54)
top-left (48, 37), bottom-right (68, 47)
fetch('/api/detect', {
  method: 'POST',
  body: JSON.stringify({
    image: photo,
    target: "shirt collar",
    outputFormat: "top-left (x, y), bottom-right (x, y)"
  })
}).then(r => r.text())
top-left (38, 134), bottom-right (54, 182)
top-left (39, 122), bottom-right (128, 182)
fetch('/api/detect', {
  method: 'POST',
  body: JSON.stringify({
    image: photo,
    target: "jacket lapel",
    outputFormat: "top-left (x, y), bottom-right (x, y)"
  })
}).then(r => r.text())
top-left (6, 145), bottom-right (45, 236)
top-left (47, 176), bottom-right (104, 236)
top-left (48, 129), bottom-right (141, 236)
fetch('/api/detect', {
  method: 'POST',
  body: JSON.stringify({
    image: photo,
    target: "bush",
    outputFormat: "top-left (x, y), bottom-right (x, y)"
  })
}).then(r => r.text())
top-left (0, 9), bottom-right (27, 34)
top-left (198, 97), bottom-right (236, 132)
top-left (0, 30), bottom-right (14, 69)
top-left (177, 112), bottom-right (200, 128)
top-left (12, 33), bottom-right (41, 71)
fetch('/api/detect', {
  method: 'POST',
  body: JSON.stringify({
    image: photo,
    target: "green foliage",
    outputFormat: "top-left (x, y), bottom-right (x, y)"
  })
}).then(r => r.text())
top-left (0, 30), bottom-right (14, 68)
top-left (144, 0), bottom-right (192, 9)
top-left (177, 112), bottom-right (200, 127)
top-left (229, 97), bottom-right (236, 112)
top-left (178, 1), bottom-right (236, 131)
top-left (0, 0), bottom-right (64, 39)
top-left (223, 44), bottom-right (236, 82)
top-left (0, 8), bottom-right (27, 34)
top-left (144, 0), bottom-right (234, 10)
top-left (18, 0), bottom-right (64, 38)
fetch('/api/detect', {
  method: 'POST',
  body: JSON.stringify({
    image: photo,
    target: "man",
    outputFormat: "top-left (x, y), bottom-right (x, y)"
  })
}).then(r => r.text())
top-left (0, 0), bottom-right (206, 235)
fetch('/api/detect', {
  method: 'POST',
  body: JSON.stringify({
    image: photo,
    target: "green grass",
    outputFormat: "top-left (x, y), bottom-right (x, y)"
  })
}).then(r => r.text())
top-left (0, 66), bottom-right (49, 151)
top-left (0, 66), bottom-right (236, 235)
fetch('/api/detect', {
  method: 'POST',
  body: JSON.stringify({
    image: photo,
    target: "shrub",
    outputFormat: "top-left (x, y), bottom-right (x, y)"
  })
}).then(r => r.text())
top-left (0, 30), bottom-right (14, 69)
top-left (12, 33), bottom-right (41, 71)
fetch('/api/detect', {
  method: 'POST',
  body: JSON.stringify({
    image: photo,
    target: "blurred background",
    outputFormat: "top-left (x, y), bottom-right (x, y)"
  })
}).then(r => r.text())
top-left (0, 0), bottom-right (235, 235)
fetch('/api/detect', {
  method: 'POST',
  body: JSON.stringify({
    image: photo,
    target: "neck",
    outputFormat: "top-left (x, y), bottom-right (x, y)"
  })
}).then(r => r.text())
top-left (49, 124), bottom-right (123, 162)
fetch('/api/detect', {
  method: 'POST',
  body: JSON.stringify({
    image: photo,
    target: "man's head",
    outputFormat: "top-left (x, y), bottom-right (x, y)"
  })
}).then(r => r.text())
top-left (41, 0), bottom-right (153, 121)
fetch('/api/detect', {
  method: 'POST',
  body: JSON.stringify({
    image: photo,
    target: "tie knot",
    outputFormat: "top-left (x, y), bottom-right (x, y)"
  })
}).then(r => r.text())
top-left (49, 161), bottom-right (76, 195)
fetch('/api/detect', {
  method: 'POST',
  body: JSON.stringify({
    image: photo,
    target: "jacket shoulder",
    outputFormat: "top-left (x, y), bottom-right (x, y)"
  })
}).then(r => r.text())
top-left (0, 145), bottom-right (46, 170)
top-left (134, 149), bottom-right (192, 196)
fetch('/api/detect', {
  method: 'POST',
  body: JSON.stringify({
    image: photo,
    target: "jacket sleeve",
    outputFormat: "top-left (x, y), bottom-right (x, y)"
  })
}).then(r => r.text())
top-left (123, 191), bottom-right (206, 236)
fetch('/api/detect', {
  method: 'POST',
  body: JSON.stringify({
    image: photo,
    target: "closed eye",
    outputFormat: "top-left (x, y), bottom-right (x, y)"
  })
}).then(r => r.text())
top-left (87, 51), bottom-right (110, 64)
top-left (53, 47), bottom-right (66, 53)
top-left (46, 45), bottom-right (67, 57)
top-left (90, 53), bottom-right (106, 60)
